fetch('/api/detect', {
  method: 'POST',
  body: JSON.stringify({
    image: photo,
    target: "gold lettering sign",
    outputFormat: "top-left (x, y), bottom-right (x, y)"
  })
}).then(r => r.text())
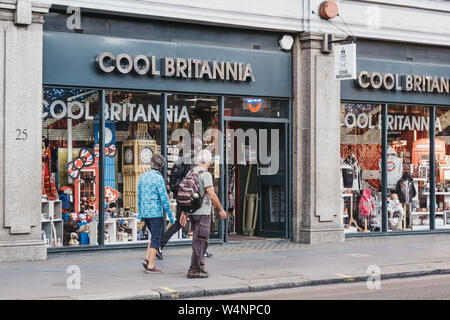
top-left (95, 52), bottom-right (255, 82)
top-left (355, 71), bottom-right (449, 95)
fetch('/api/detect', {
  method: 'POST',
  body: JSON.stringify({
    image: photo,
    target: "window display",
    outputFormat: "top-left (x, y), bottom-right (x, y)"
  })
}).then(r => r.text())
top-left (388, 105), bottom-right (428, 231)
top-left (340, 103), bottom-right (382, 233)
top-left (42, 88), bottom-right (289, 249)
top-left (104, 90), bottom-right (162, 244)
top-left (434, 107), bottom-right (450, 229)
top-left (42, 87), bottom-right (101, 247)
top-left (340, 103), bottom-right (450, 233)
top-left (167, 94), bottom-right (221, 239)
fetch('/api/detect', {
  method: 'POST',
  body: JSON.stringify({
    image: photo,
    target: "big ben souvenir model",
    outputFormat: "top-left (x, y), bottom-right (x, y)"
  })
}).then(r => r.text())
top-left (122, 124), bottom-right (157, 213)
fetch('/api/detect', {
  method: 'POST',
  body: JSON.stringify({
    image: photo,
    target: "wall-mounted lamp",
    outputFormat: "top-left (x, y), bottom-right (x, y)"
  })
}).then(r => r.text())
top-left (279, 35), bottom-right (294, 51)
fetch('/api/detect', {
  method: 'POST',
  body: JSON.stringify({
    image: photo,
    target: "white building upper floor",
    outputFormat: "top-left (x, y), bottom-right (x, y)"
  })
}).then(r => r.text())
top-left (4, 0), bottom-right (450, 46)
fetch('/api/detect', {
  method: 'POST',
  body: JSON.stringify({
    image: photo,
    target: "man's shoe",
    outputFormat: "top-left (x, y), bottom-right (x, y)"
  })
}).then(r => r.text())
top-left (204, 251), bottom-right (213, 258)
top-left (200, 267), bottom-right (209, 276)
top-left (187, 269), bottom-right (199, 278)
top-left (156, 249), bottom-right (163, 260)
top-left (187, 270), bottom-right (209, 278)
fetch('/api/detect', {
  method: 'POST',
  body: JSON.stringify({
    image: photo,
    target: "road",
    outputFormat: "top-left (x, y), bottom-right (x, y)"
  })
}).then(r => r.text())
top-left (191, 274), bottom-right (450, 300)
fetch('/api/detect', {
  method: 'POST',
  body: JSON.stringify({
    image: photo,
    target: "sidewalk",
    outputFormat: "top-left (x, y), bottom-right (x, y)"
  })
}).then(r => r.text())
top-left (2, 233), bottom-right (450, 300)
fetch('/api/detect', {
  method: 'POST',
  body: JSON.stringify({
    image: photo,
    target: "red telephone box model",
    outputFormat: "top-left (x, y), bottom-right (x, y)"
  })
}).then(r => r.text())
top-left (74, 160), bottom-right (99, 216)
top-left (412, 138), bottom-right (446, 184)
top-left (412, 138), bottom-right (445, 165)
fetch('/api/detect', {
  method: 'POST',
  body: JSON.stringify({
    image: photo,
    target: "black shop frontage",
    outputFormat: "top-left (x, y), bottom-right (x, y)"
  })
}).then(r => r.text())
top-left (340, 40), bottom-right (450, 236)
top-left (41, 12), bottom-right (292, 251)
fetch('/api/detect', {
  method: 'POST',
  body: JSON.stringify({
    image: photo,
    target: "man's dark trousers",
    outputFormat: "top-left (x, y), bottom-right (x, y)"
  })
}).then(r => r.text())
top-left (189, 214), bottom-right (210, 272)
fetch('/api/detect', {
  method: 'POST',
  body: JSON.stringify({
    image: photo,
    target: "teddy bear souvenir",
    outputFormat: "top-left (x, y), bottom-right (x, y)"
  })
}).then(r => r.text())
top-left (69, 232), bottom-right (79, 246)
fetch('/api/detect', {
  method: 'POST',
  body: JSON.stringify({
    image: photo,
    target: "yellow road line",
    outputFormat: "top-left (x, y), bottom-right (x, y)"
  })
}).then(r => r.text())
top-left (335, 273), bottom-right (356, 282)
top-left (160, 287), bottom-right (179, 299)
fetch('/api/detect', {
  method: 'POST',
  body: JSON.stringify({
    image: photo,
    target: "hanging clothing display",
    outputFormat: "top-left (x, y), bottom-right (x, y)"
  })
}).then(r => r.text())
top-left (341, 161), bottom-right (354, 189)
top-left (379, 147), bottom-right (403, 189)
top-left (341, 154), bottom-right (362, 190)
top-left (359, 189), bottom-right (374, 216)
top-left (395, 172), bottom-right (416, 204)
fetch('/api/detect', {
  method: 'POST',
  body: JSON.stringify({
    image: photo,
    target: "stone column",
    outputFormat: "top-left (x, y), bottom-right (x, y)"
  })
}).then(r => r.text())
top-left (291, 32), bottom-right (345, 244)
top-left (0, 0), bottom-right (50, 261)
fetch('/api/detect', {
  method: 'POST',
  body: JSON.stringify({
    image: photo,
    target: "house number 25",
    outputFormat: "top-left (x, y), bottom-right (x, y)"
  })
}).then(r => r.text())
top-left (16, 129), bottom-right (28, 141)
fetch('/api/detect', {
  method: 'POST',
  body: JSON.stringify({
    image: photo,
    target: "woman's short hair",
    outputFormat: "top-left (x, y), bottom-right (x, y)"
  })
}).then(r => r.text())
top-left (151, 154), bottom-right (165, 170)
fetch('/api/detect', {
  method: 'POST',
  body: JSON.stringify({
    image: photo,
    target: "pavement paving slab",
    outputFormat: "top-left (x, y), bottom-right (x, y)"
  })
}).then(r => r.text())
top-left (3, 234), bottom-right (450, 299)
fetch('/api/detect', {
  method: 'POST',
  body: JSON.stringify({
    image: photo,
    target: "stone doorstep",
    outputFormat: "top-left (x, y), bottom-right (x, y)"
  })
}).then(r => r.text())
top-left (0, 240), bottom-right (46, 247)
top-left (0, 240), bottom-right (47, 263)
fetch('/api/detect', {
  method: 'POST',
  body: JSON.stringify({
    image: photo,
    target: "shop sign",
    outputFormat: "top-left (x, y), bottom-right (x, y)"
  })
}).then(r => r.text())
top-left (96, 52), bottom-right (255, 82)
top-left (244, 98), bottom-right (263, 112)
top-left (334, 43), bottom-right (356, 80)
top-left (43, 100), bottom-right (191, 123)
top-left (356, 71), bottom-right (450, 94)
top-left (341, 112), bottom-right (442, 132)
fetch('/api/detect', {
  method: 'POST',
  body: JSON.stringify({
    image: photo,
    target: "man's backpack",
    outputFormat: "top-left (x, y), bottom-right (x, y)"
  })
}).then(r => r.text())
top-left (176, 169), bottom-right (206, 213)
top-left (169, 162), bottom-right (190, 195)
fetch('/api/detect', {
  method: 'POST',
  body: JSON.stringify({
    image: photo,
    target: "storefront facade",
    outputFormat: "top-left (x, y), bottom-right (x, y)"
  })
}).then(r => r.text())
top-left (1, 0), bottom-right (450, 261)
top-left (40, 11), bottom-right (292, 250)
top-left (340, 40), bottom-right (450, 235)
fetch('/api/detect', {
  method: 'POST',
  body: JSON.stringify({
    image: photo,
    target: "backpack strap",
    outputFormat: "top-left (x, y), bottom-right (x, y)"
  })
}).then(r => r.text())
top-left (195, 169), bottom-right (207, 198)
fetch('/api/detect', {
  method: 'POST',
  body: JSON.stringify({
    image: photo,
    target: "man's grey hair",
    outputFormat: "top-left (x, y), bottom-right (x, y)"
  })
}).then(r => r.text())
top-left (196, 149), bottom-right (212, 165)
top-left (151, 153), bottom-right (165, 170)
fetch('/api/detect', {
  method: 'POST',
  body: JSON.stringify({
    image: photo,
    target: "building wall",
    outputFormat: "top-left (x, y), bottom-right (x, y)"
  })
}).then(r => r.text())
top-left (41, 0), bottom-right (450, 46)
top-left (43, 11), bottom-right (284, 51)
top-left (0, 0), bottom-right (50, 261)
top-left (1, 0), bottom-right (450, 262)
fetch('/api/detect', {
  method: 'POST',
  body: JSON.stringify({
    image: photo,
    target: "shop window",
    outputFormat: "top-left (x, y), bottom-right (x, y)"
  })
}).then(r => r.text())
top-left (434, 106), bottom-right (450, 230)
top-left (103, 90), bottom-right (163, 245)
top-left (224, 97), bottom-right (288, 118)
top-left (42, 87), bottom-right (101, 247)
top-left (166, 94), bottom-right (221, 239)
top-left (388, 105), bottom-right (430, 231)
top-left (340, 103), bottom-right (382, 234)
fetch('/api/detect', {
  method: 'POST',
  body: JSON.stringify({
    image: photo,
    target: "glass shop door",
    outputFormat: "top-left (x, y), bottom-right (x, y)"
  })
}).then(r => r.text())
top-left (224, 121), bottom-right (288, 239)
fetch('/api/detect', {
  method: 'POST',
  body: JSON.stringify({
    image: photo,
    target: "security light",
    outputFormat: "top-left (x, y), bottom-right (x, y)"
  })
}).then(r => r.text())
top-left (279, 35), bottom-right (294, 51)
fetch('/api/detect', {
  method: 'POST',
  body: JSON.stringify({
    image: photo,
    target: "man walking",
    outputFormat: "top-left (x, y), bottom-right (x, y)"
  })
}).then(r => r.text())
top-left (185, 149), bottom-right (227, 278)
top-left (158, 139), bottom-right (213, 259)
top-left (138, 154), bottom-right (175, 273)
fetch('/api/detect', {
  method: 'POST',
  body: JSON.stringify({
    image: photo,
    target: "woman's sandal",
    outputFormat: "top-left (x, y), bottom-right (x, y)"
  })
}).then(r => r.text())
top-left (145, 266), bottom-right (163, 273)
top-left (142, 259), bottom-right (149, 270)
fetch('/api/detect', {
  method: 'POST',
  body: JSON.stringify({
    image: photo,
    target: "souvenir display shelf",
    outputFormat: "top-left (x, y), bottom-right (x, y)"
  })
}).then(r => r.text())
top-left (41, 200), bottom-right (63, 247)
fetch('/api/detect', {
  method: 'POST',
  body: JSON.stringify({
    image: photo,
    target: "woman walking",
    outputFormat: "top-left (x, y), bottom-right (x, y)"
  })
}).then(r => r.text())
top-left (138, 154), bottom-right (175, 273)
